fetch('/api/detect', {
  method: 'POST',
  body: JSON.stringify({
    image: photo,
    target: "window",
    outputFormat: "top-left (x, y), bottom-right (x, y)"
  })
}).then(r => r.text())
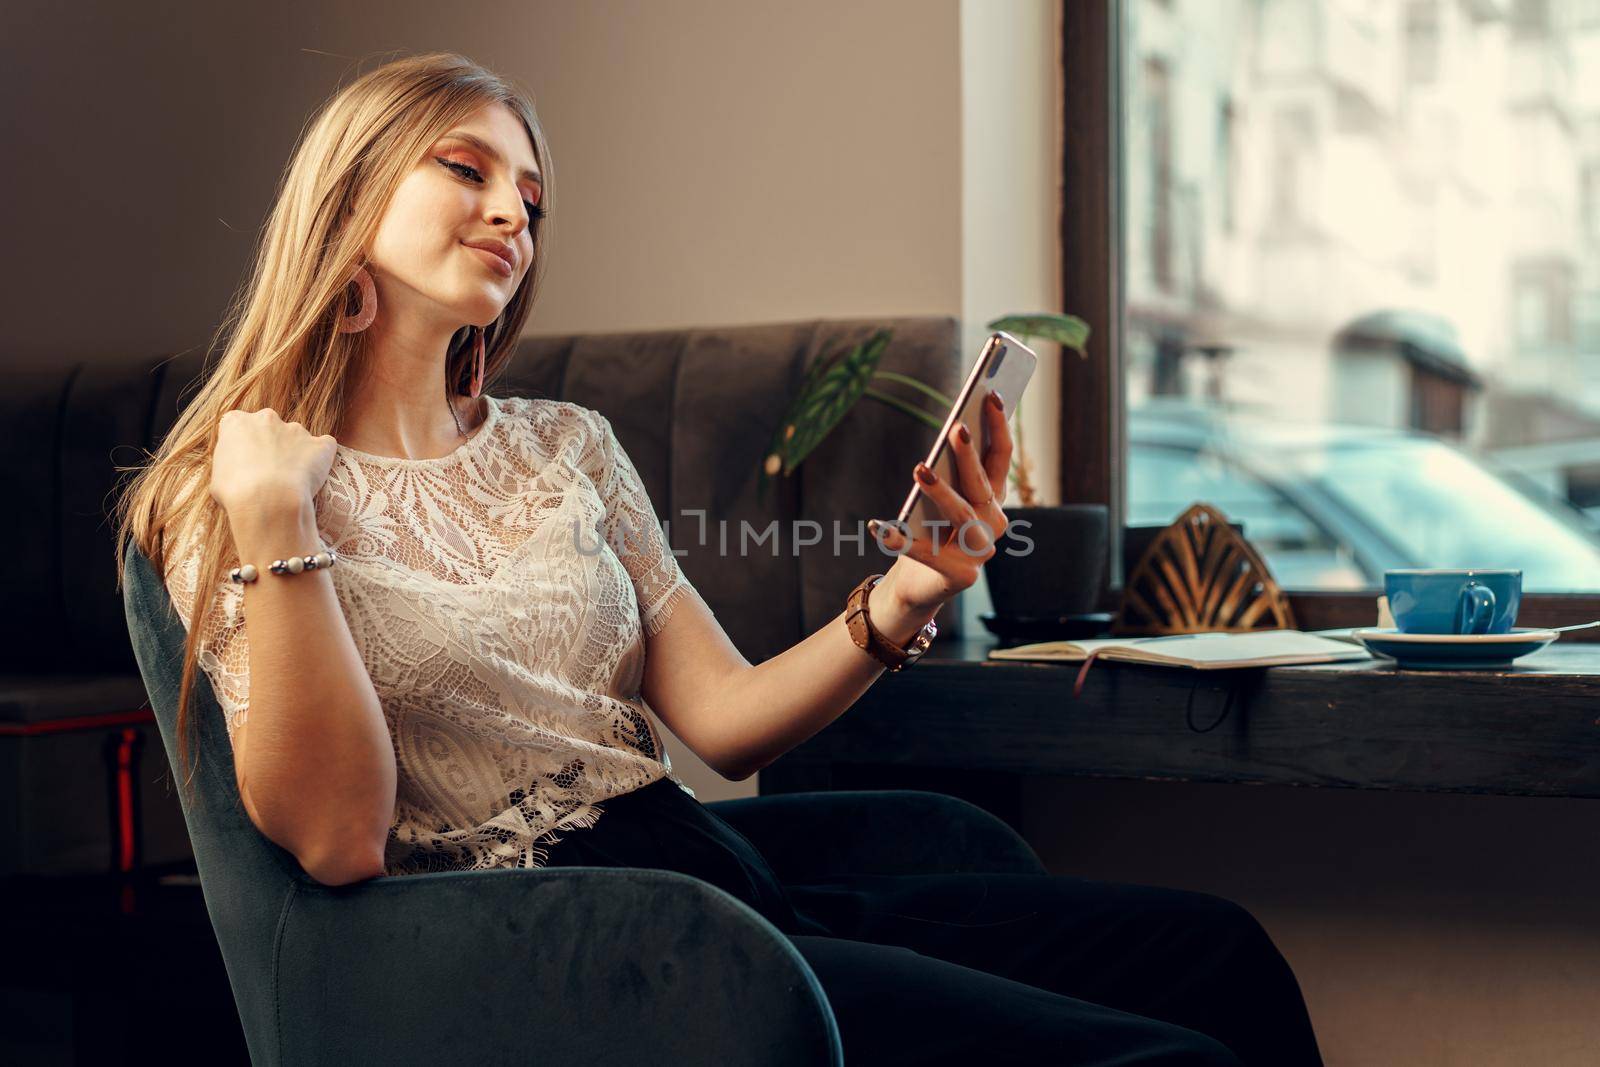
top-left (1114, 0), bottom-right (1600, 593)
top-left (1405, 0), bottom-right (1442, 86)
top-left (1216, 99), bottom-right (1238, 235)
top-left (1143, 57), bottom-right (1175, 292)
top-left (1127, 435), bottom-right (1367, 590)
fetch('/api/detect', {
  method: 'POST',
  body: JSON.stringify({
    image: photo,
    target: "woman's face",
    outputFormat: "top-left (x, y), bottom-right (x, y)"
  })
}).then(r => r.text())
top-left (366, 101), bottom-right (543, 328)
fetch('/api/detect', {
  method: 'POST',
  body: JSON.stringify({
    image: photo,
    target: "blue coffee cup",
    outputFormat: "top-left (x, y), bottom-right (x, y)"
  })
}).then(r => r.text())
top-left (1384, 569), bottom-right (1522, 635)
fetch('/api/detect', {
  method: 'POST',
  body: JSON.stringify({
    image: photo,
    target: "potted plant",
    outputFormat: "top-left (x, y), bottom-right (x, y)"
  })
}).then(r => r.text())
top-left (760, 313), bottom-right (1110, 634)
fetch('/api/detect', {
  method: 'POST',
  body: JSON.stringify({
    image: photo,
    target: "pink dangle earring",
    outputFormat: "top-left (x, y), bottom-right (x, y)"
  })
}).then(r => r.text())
top-left (337, 265), bottom-right (377, 333)
top-left (468, 324), bottom-right (486, 399)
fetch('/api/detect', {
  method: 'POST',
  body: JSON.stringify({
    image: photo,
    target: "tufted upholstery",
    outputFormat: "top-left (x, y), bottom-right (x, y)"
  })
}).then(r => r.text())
top-left (496, 315), bottom-right (969, 659)
top-left (6, 315), bottom-right (963, 672)
top-left (3, 316), bottom-right (965, 874)
top-left (7, 313), bottom-right (1049, 1061)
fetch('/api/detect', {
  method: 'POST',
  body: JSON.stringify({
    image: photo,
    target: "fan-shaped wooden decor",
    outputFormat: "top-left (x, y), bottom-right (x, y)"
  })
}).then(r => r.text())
top-left (1111, 503), bottom-right (1295, 636)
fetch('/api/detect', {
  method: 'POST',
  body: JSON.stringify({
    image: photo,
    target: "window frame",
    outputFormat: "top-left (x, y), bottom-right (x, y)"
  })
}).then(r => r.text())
top-left (1058, 0), bottom-right (1600, 637)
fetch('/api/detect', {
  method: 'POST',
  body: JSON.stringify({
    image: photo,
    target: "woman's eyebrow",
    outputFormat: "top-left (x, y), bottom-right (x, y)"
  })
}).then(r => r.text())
top-left (437, 130), bottom-right (543, 187)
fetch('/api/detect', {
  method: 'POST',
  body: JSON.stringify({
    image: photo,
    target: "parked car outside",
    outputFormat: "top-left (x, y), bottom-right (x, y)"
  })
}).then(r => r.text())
top-left (1127, 400), bottom-right (1600, 592)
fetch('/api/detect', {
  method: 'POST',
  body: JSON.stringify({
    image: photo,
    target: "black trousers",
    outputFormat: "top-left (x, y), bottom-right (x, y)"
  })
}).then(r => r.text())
top-left (538, 777), bottom-right (1325, 1066)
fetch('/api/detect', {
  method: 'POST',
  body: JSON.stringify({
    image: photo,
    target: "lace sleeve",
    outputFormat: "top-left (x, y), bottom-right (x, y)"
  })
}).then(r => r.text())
top-left (591, 411), bottom-right (710, 637)
top-left (162, 516), bottom-right (252, 748)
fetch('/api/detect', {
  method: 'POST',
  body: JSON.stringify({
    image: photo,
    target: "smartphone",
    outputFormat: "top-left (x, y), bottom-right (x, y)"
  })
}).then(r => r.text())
top-left (894, 330), bottom-right (1037, 544)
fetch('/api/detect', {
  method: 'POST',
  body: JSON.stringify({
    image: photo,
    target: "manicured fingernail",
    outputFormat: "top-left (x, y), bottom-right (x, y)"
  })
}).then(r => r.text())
top-left (915, 463), bottom-right (937, 485)
top-left (987, 390), bottom-right (1004, 411)
top-left (958, 423), bottom-right (971, 445)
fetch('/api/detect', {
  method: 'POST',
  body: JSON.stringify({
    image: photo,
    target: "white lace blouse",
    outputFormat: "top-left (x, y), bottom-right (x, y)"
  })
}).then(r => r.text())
top-left (163, 394), bottom-right (712, 874)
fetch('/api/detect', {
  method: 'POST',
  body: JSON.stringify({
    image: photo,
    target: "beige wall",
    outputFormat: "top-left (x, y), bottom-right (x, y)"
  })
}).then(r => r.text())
top-left (8, 1), bottom-right (1593, 1063)
top-left (0, 0), bottom-right (960, 366)
top-left (4, 0), bottom-right (962, 793)
top-left (523, 0), bottom-right (963, 334)
top-left (961, 0), bottom-right (1065, 513)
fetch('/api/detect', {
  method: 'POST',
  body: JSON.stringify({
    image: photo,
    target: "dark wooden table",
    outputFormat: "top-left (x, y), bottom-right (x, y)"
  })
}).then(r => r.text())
top-left (759, 635), bottom-right (1600, 827)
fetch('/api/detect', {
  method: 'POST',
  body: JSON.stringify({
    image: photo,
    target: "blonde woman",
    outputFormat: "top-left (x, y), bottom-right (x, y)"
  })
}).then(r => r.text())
top-left (114, 52), bottom-right (1322, 1066)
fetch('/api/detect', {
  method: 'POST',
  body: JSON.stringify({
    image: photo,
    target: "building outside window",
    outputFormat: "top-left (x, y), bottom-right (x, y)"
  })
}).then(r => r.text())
top-left (1123, 0), bottom-right (1600, 591)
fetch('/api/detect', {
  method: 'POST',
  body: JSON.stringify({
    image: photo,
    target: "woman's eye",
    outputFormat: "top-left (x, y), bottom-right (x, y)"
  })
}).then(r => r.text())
top-left (437, 157), bottom-right (483, 182)
top-left (437, 157), bottom-right (546, 222)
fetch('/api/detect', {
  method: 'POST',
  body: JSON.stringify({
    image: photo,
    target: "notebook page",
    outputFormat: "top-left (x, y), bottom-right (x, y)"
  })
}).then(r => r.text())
top-left (987, 637), bottom-right (1139, 662)
top-left (988, 630), bottom-right (1370, 667)
top-left (1102, 630), bottom-right (1370, 668)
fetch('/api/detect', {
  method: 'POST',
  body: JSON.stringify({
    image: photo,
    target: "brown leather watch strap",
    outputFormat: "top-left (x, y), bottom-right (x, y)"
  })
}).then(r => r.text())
top-left (845, 573), bottom-right (936, 672)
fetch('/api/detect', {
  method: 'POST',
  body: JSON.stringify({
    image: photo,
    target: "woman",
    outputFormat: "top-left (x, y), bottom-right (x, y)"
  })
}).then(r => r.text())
top-left (113, 51), bottom-right (1323, 1066)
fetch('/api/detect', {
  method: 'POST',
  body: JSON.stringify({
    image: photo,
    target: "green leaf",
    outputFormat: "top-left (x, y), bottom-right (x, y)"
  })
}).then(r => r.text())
top-left (762, 328), bottom-right (895, 478)
top-left (986, 313), bottom-right (1091, 356)
top-left (786, 340), bottom-right (884, 469)
top-left (862, 387), bottom-right (945, 431)
top-left (871, 370), bottom-right (953, 409)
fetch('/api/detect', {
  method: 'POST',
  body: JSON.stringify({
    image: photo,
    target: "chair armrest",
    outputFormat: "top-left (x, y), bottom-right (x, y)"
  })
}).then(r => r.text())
top-left (271, 866), bottom-right (842, 1066)
top-left (706, 789), bottom-right (1046, 883)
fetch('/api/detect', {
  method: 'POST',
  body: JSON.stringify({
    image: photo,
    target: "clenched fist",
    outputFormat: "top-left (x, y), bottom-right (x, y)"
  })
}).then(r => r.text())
top-left (210, 407), bottom-right (338, 518)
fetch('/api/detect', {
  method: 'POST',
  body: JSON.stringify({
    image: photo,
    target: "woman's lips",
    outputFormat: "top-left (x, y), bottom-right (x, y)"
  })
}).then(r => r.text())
top-left (465, 244), bottom-right (514, 278)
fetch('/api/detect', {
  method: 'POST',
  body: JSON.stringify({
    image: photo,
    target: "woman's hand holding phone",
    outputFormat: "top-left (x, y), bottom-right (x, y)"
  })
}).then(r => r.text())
top-left (869, 389), bottom-right (1013, 618)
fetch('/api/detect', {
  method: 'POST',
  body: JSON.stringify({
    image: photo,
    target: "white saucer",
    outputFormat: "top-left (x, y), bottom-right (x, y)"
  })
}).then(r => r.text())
top-left (1350, 627), bottom-right (1560, 644)
top-left (1351, 627), bottom-right (1560, 670)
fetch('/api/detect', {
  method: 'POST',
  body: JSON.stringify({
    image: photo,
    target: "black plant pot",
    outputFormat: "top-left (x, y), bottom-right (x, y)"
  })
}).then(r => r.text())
top-left (984, 504), bottom-right (1110, 618)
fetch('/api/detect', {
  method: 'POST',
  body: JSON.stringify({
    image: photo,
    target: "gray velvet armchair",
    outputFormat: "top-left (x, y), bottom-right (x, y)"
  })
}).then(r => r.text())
top-left (121, 538), bottom-right (1045, 1065)
top-left (115, 315), bottom-right (1048, 1063)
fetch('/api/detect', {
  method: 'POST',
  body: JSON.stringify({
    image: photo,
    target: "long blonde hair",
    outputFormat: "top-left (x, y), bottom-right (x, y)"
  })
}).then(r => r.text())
top-left (112, 51), bottom-right (554, 796)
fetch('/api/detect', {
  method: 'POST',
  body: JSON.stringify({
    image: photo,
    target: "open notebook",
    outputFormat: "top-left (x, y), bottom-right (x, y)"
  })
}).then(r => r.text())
top-left (987, 629), bottom-right (1371, 696)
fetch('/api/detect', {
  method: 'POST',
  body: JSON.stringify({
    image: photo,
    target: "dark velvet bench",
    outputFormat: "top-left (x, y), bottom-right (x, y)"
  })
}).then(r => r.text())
top-left (3, 316), bottom-right (974, 1063)
top-left (3, 315), bottom-right (970, 880)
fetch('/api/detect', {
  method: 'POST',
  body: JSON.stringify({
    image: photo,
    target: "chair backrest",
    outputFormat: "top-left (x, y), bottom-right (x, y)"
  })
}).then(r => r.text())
top-left (107, 317), bottom-right (965, 1058)
top-left (496, 316), bottom-right (967, 660)
top-left (120, 538), bottom-right (307, 1062)
top-left (12, 317), bottom-right (964, 674)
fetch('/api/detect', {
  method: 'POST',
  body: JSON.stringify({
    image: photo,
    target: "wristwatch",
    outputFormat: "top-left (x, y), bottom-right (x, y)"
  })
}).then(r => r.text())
top-left (845, 573), bottom-right (938, 672)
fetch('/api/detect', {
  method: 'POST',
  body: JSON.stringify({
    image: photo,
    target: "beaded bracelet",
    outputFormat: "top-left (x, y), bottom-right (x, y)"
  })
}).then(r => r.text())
top-left (229, 548), bottom-right (338, 584)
